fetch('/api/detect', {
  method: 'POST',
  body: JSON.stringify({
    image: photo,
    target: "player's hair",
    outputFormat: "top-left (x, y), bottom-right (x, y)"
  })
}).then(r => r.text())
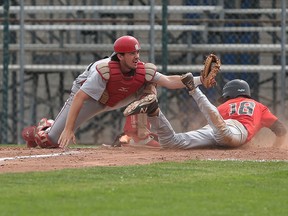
top-left (111, 53), bottom-right (120, 61)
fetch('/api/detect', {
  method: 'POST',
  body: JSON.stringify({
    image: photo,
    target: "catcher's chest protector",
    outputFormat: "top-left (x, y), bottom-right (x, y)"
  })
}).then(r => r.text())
top-left (104, 61), bottom-right (146, 106)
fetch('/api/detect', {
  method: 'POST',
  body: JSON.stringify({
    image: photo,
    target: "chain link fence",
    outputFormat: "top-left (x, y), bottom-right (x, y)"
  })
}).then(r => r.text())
top-left (0, 0), bottom-right (287, 144)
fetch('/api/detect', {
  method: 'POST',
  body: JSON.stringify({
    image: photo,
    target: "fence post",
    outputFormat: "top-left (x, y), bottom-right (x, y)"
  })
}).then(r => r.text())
top-left (280, 0), bottom-right (287, 120)
top-left (149, 0), bottom-right (155, 63)
top-left (1, 0), bottom-right (10, 144)
top-left (18, 0), bottom-right (25, 144)
top-left (161, 0), bottom-right (168, 114)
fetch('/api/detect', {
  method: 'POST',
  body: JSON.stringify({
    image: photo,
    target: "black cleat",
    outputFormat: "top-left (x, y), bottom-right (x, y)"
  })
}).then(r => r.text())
top-left (181, 73), bottom-right (195, 91)
top-left (123, 94), bottom-right (158, 117)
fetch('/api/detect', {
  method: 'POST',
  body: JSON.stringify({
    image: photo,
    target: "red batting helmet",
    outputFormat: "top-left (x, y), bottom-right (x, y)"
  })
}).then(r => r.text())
top-left (113, 36), bottom-right (141, 53)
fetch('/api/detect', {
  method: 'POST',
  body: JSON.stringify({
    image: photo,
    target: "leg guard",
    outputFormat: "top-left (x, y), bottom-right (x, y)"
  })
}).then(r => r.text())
top-left (21, 118), bottom-right (56, 148)
top-left (37, 118), bottom-right (55, 132)
top-left (137, 113), bottom-right (149, 139)
top-left (35, 118), bottom-right (58, 148)
top-left (35, 130), bottom-right (59, 148)
top-left (124, 114), bottom-right (150, 139)
top-left (123, 114), bottom-right (160, 147)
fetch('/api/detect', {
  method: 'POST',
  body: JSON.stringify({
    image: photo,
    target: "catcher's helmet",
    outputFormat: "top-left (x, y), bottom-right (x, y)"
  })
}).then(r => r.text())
top-left (221, 79), bottom-right (251, 99)
top-left (113, 35), bottom-right (141, 53)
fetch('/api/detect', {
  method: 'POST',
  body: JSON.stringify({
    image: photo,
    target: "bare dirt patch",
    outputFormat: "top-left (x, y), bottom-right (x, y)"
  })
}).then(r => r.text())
top-left (0, 140), bottom-right (287, 174)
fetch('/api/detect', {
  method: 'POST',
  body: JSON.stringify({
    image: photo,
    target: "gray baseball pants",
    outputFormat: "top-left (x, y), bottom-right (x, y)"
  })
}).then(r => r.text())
top-left (148, 88), bottom-right (248, 149)
top-left (47, 85), bottom-right (143, 144)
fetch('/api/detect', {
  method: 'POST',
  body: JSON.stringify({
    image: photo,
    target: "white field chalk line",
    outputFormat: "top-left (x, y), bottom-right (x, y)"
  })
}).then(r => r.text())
top-left (0, 151), bottom-right (78, 162)
top-left (206, 158), bottom-right (288, 162)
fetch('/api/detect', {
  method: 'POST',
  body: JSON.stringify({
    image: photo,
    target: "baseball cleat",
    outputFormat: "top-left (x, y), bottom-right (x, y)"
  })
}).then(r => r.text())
top-left (123, 94), bottom-right (158, 117)
top-left (26, 141), bottom-right (38, 148)
top-left (181, 72), bottom-right (195, 91)
top-left (21, 126), bottom-right (37, 142)
top-left (21, 126), bottom-right (38, 148)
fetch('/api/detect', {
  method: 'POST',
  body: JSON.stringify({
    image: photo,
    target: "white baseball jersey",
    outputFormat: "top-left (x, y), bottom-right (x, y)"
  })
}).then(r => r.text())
top-left (47, 57), bottom-right (162, 144)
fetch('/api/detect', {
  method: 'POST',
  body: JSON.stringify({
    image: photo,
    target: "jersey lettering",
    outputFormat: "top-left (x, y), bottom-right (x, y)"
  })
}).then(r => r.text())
top-left (229, 103), bottom-right (237, 115)
top-left (229, 101), bottom-right (255, 116)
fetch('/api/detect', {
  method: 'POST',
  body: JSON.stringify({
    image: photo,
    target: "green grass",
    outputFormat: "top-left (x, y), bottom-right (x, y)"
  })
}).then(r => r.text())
top-left (0, 160), bottom-right (287, 216)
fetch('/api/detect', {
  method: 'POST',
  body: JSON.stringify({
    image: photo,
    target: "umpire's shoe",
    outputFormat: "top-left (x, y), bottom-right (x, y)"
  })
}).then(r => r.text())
top-left (124, 94), bottom-right (158, 117)
top-left (181, 72), bottom-right (195, 92)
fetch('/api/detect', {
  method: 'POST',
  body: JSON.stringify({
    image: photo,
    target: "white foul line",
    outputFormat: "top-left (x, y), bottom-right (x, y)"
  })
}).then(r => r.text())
top-left (206, 158), bottom-right (288, 162)
top-left (0, 151), bottom-right (78, 162)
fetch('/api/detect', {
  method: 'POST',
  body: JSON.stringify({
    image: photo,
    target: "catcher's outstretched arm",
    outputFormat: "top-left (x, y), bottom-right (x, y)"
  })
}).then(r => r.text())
top-left (156, 74), bottom-right (202, 89)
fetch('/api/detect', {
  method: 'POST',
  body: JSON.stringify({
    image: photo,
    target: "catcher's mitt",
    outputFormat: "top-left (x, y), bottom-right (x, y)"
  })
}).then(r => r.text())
top-left (201, 54), bottom-right (221, 88)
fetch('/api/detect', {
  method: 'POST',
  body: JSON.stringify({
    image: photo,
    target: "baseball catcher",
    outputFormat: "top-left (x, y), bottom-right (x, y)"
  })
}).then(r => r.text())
top-left (21, 37), bottom-right (222, 149)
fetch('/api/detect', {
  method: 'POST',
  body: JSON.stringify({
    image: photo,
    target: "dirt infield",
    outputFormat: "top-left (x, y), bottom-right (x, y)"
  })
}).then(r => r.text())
top-left (0, 137), bottom-right (287, 174)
